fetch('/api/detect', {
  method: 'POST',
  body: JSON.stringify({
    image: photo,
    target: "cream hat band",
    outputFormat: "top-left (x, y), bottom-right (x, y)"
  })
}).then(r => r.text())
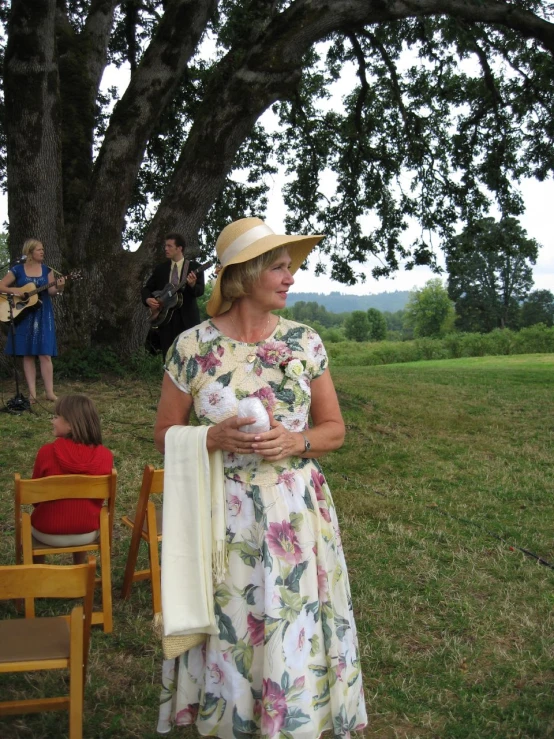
top-left (220, 224), bottom-right (274, 266)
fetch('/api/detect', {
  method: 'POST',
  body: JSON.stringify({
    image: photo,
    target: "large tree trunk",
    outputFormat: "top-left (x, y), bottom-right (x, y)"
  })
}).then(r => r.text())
top-left (4, 0), bottom-right (64, 266)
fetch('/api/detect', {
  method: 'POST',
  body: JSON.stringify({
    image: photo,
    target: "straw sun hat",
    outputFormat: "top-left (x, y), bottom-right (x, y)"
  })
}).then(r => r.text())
top-left (206, 217), bottom-right (324, 317)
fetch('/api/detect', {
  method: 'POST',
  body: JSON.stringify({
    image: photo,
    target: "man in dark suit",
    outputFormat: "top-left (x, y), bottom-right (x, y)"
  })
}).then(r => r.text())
top-left (142, 232), bottom-right (205, 359)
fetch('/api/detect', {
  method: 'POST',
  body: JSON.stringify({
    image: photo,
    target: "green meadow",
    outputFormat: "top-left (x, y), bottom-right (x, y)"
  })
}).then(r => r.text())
top-left (0, 354), bottom-right (553, 738)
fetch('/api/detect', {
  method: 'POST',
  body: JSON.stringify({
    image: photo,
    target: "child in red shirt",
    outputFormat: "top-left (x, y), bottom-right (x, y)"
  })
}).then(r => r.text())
top-left (31, 394), bottom-right (113, 563)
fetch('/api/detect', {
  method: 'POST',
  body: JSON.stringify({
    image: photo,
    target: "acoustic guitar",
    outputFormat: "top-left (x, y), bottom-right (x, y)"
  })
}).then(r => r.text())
top-left (149, 260), bottom-right (213, 328)
top-left (0, 270), bottom-right (82, 323)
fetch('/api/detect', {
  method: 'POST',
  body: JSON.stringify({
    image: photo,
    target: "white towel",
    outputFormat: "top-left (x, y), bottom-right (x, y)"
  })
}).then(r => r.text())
top-left (161, 425), bottom-right (225, 638)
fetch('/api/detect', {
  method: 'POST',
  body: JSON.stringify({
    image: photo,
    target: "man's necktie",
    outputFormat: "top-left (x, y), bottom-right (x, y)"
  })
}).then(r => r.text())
top-left (171, 262), bottom-right (179, 286)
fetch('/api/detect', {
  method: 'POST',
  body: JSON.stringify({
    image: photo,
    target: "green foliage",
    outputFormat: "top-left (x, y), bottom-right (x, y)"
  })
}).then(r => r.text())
top-left (53, 347), bottom-right (163, 380)
top-left (274, 307), bottom-right (294, 320)
top-left (520, 289), bottom-right (554, 328)
top-left (275, 16), bottom-right (554, 283)
top-left (327, 324), bottom-right (554, 367)
top-left (445, 217), bottom-right (538, 332)
top-left (344, 310), bottom-right (370, 342)
top-left (288, 300), bottom-right (342, 328)
top-left (0, 232), bottom-right (8, 267)
top-left (197, 279), bottom-right (214, 321)
top-left (320, 327), bottom-right (345, 344)
top-left (403, 278), bottom-right (455, 338)
top-left (127, 349), bottom-right (164, 380)
top-left (366, 307), bottom-right (387, 341)
top-left (53, 348), bottom-right (124, 379)
top-left (382, 309), bottom-right (406, 332)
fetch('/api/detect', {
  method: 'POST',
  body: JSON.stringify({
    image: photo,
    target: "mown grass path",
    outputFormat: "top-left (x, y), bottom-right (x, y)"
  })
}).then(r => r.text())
top-left (0, 354), bottom-right (553, 737)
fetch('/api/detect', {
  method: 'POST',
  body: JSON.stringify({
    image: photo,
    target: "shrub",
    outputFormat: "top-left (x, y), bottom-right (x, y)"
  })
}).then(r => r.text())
top-left (128, 349), bottom-right (164, 380)
top-left (54, 347), bottom-right (124, 379)
top-left (326, 324), bottom-right (554, 368)
top-left (487, 328), bottom-right (516, 355)
top-left (322, 328), bottom-right (344, 343)
top-left (54, 347), bottom-right (163, 380)
top-left (514, 324), bottom-right (554, 353)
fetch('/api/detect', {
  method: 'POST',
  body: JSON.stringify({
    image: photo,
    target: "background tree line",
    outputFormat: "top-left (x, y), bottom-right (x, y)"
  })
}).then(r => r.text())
top-left (269, 284), bottom-right (554, 345)
top-left (259, 216), bottom-right (553, 343)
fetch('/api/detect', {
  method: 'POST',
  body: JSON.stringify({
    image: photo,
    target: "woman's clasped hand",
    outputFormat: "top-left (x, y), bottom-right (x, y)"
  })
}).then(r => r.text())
top-left (207, 409), bottom-right (301, 460)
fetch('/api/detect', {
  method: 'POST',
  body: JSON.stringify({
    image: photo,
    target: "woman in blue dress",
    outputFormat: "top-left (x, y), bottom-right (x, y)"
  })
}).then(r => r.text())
top-left (0, 239), bottom-right (64, 402)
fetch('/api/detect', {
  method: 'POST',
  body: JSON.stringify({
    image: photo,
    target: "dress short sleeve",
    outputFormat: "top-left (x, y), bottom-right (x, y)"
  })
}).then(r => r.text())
top-left (164, 326), bottom-right (200, 393)
top-left (304, 327), bottom-right (328, 380)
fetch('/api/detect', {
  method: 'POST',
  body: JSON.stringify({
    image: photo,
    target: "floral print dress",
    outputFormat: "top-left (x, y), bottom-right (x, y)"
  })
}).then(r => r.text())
top-left (158, 317), bottom-right (367, 738)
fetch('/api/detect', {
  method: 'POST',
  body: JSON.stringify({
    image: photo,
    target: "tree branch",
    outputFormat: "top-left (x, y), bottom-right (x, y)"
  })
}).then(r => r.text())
top-left (82, 0), bottom-right (118, 95)
top-left (75, 0), bottom-right (217, 261)
top-left (140, 0), bottom-right (554, 261)
top-left (347, 33), bottom-right (370, 136)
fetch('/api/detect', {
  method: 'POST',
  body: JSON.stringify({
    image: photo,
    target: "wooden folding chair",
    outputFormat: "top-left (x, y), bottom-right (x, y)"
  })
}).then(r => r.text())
top-left (0, 558), bottom-right (96, 739)
top-left (121, 464), bottom-right (164, 615)
top-left (15, 470), bottom-right (117, 633)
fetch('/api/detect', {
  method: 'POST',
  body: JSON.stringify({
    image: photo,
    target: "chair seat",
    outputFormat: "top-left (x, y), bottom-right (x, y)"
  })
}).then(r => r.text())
top-left (32, 534), bottom-right (100, 551)
top-left (0, 617), bottom-right (70, 662)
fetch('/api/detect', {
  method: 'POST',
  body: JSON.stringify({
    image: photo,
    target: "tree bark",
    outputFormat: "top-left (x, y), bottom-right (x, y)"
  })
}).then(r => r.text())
top-left (4, 0), bottom-right (64, 266)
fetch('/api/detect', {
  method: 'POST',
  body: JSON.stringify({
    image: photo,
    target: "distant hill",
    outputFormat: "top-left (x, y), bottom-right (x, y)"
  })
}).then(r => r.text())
top-left (287, 290), bottom-right (410, 313)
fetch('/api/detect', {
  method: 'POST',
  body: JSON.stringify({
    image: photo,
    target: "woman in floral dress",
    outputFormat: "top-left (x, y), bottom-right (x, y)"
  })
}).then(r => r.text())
top-left (155, 218), bottom-right (367, 738)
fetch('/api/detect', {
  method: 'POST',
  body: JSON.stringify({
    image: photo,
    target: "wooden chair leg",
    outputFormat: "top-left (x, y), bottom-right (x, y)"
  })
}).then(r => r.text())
top-left (69, 606), bottom-right (84, 739)
top-left (147, 502), bottom-right (162, 614)
top-left (15, 506), bottom-right (21, 566)
top-left (21, 513), bottom-right (36, 617)
top-left (99, 509), bottom-right (113, 634)
top-left (121, 520), bottom-right (143, 601)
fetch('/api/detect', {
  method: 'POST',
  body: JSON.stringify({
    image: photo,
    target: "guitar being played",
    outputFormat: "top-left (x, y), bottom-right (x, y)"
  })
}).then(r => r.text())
top-left (0, 268), bottom-right (81, 323)
top-left (142, 233), bottom-right (208, 358)
top-left (0, 238), bottom-right (71, 403)
top-left (148, 259), bottom-right (213, 328)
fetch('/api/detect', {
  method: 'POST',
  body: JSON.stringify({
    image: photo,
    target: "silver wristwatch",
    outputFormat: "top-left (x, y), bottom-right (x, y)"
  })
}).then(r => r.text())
top-left (301, 433), bottom-right (311, 453)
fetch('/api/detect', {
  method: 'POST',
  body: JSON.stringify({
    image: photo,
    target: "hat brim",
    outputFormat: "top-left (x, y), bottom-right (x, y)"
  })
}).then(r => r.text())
top-left (206, 233), bottom-right (324, 317)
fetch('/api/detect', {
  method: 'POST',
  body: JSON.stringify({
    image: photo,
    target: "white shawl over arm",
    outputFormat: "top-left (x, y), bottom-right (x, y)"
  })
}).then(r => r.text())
top-left (161, 425), bottom-right (225, 638)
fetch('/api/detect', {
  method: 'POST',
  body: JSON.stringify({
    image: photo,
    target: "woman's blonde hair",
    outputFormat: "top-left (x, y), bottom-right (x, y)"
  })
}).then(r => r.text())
top-left (54, 395), bottom-right (103, 446)
top-left (22, 239), bottom-right (43, 258)
top-left (220, 246), bottom-right (288, 304)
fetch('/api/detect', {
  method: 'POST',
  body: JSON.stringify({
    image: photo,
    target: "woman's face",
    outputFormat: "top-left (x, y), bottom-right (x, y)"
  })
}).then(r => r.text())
top-left (250, 250), bottom-right (294, 311)
top-left (29, 245), bottom-right (45, 262)
top-left (52, 414), bottom-right (72, 438)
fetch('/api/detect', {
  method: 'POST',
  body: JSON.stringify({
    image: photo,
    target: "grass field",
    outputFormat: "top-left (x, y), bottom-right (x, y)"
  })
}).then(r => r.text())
top-left (0, 354), bottom-right (553, 738)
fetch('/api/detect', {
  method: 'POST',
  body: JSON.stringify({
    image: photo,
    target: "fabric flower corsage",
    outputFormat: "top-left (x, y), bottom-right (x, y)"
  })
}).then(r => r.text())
top-left (278, 357), bottom-right (306, 390)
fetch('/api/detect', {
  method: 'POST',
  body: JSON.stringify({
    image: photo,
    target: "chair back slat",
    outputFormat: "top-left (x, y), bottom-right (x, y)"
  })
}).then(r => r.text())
top-left (16, 473), bottom-right (114, 505)
top-left (0, 562), bottom-right (94, 600)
